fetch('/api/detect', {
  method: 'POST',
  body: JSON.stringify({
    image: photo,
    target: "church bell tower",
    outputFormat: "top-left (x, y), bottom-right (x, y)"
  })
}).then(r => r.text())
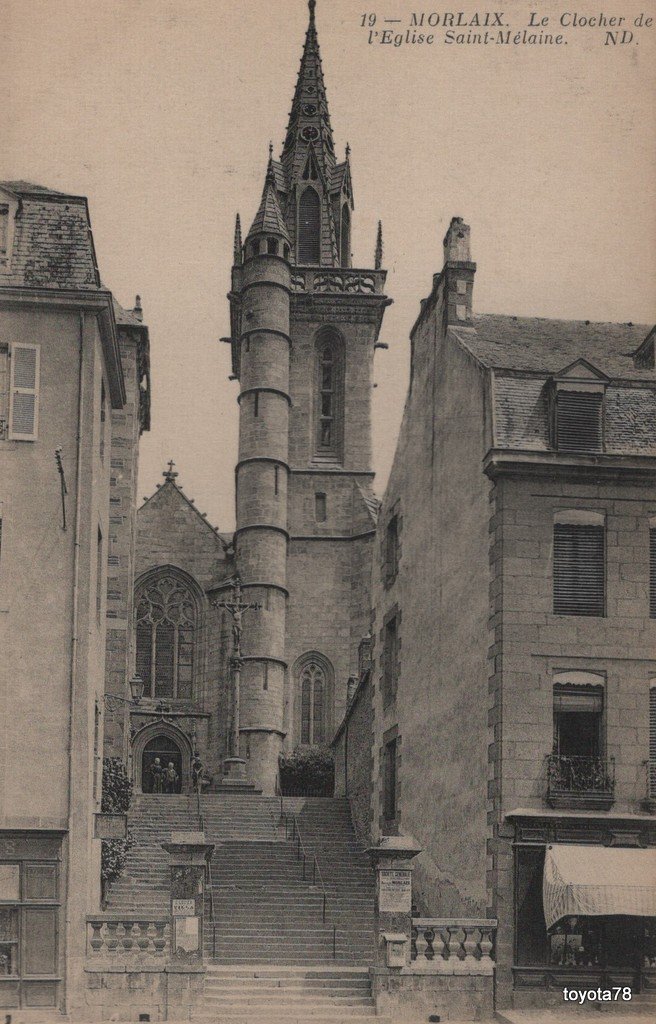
top-left (228, 0), bottom-right (389, 793)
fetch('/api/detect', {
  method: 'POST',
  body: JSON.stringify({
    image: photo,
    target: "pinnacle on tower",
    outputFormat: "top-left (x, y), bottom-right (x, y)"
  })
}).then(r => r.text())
top-left (246, 153), bottom-right (291, 247)
top-left (233, 214), bottom-right (242, 264)
top-left (375, 221), bottom-right (383, 270)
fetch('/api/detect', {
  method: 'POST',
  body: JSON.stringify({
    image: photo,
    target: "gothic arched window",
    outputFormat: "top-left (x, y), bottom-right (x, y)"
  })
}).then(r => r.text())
top-left (300, 660), bottom-right (326, 745)
top-left (299, 187), bottom-right (321, 265)
top-left (135, 574), bottom-right (197, 699)
top-left (315, 332), bottom-right (343, 459)
top-left (340, 205), bottom-right (350, 267)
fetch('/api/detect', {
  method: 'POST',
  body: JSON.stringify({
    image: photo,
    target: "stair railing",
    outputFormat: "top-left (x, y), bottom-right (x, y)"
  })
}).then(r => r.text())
top-left (206, 855), bottom-right (218, 959)
top-left (283, 813), bottom-right (330, 929)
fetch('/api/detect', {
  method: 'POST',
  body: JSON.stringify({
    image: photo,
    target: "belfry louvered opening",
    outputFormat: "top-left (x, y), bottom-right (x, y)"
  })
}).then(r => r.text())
top-left (553, 522), bottom-right (605, 616)
top-left (555, 390), bottom-right (603, 452)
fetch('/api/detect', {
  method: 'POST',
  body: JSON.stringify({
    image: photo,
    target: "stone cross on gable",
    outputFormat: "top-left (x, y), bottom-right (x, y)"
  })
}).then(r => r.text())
top-left (163, 459), bottom-right (178, 482)
top-left (214, 575), bottom-right (261, 659)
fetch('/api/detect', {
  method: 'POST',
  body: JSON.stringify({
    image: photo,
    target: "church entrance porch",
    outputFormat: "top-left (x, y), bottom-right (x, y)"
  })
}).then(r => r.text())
top-left (142, 736), bottom-right (182, 793)
top-left (132, 721), bottom-right (193, 794)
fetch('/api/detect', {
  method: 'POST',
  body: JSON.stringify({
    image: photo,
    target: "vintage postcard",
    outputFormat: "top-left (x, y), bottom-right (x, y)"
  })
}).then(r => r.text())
top-left (1, 1), bottom-right (655, 1021)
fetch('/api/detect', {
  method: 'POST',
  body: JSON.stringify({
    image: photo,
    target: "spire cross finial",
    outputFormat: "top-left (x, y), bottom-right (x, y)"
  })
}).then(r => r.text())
top-left (309, 0), bottom-right (316, 23)
top-left (163, 459), bottom-right (178, 481)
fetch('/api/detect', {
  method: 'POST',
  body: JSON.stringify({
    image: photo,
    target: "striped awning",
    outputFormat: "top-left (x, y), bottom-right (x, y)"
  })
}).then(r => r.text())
top-left (543, 844), bottom-right (656, 930)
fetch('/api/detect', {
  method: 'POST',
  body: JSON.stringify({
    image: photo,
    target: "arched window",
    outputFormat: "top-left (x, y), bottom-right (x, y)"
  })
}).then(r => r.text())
top-left (315, 332), bottom-right (343, 459)
top-left (300, 660), bottom-right (326, 745)
top-left (299, 187), bottom-right (320, 265)
top-left (340, 205), bottom-right (350, 267)
top-left (135, 574), bottom-right (197, 699)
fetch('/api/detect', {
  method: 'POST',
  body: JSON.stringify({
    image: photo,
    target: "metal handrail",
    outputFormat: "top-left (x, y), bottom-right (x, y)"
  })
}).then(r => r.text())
top-left (283, 812), bottom-right (329, 928)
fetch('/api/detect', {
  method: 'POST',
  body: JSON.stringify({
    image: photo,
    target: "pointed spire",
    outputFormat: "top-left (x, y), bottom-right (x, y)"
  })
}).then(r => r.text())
top-left (233, 213), bottom-right (242, 264)
top-left (281, 0), bottom-right (335, 181)
top-left (375, 221), bottom-right (383, 270)
top-left (246, 157), bottom-right (291, 244)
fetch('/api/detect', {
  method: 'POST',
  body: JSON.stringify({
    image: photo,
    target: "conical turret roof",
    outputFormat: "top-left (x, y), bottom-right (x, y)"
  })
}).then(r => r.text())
top-left (246, 156), bottom-right (291, 243)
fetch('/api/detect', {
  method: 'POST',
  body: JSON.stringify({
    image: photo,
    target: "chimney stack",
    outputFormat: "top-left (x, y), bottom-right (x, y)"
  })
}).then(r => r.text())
top-left (442, 217), bottom-right (476, 326)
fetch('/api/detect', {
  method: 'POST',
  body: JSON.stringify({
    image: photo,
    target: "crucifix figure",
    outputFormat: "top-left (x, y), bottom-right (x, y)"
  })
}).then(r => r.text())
top-left (214, 575), bottom-right (261, 768)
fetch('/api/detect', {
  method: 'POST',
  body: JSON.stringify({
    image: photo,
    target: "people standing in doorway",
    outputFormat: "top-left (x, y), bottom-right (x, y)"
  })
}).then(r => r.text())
top-left (150, 757), bottom-right (164, 794)
top-left (164, 761), bottom-right (179, 794)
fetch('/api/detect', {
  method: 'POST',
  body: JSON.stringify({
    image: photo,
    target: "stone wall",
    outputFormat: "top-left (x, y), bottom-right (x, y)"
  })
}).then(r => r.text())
top-left (370, 270), bottom-right (492, 918)
top-left (332, 671), bottom-right (374, 847)
top-left (82, 964), bottom-right (204, 1022)
top-left (372, 969), bottom-right (494, 1023)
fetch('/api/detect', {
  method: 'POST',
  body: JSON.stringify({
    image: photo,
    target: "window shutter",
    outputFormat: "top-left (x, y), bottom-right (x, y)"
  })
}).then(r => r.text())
top-left (553, 685), bottom-right (603, 713)
top-left (555, 391), bottom-right (603, 452)
top-left (650, 529), bottom-right (656, 618)
top-left (553, 523), bottom-right (605, 616)
top-left (650, 686), bottom-right (656, 797)
top-left (9, 344), bottom-right (40, 440)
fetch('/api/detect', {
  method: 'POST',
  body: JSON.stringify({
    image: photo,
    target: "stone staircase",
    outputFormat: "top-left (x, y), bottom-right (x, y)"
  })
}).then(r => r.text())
top-left (104, 794), bottom-right (198, 916)
top-left (194, 964), bottom-right (383, 1023)
top-left (105, 792), bottom-right (382, 1021)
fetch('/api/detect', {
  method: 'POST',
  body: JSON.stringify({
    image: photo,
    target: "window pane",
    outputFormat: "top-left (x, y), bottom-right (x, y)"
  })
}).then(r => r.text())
top-left (136, 621), bottom-right (153, 694)
top-left (0, 942), bottom-right (18, 976)
top-left (24, 865), bottom-right (57, 901)
top-left (0, 909), bottom-right (18, 942)
top-left (23, 907), bottom-right (57, 975)
top-left (301, 676), bottom-right (311, 744)
top-left (155, 621), bottom-right (175, 697)
top-left (0, 866), bottom-right (19, 902)
top-left (515, 847), bottom-right (547, 965)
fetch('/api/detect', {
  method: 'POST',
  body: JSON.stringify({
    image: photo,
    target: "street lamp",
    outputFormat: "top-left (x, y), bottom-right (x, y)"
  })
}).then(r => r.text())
top-left (102, 674), bottom-right (144, 712)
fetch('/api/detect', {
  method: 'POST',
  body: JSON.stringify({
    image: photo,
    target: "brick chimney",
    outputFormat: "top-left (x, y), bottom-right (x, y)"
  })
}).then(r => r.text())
top-left (441, 217), bottom-right (476, 327)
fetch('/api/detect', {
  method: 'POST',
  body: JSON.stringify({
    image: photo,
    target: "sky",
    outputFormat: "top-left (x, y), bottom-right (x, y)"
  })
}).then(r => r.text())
top-left (2, 0), bottom-right (656, 531)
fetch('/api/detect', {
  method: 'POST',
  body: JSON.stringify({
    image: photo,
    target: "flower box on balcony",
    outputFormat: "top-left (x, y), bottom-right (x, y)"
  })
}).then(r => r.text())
top-left (546, 754), bottom-right (615, 811)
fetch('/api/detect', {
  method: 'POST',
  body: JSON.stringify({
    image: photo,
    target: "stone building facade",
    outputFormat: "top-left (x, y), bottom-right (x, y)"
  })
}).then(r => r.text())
top-left (345, 215), bottom-right (656, 1009)
top-left (125, 0), bottom-right (388, 794)
top-left (0, 181), bottom-right (148, 1015)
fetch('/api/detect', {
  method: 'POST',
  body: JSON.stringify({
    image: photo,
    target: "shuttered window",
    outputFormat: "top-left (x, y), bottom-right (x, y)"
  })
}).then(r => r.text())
top-left (298, 187), bottom-right (320, 265)
top-left (555, 391), bottom-right (603, 452)
top-left (8, 344), bottom-right (40, 440)
top-left (553, 523), bottom-right (605, 616)
top-left (650, 529), bottom-right (656, 618)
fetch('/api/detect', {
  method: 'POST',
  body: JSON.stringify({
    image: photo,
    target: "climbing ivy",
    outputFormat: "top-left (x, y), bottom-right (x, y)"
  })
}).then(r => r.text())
top-left (100, 757), bottom-right (134, 898)
top-left (279, 745), bottom-right (334, 796)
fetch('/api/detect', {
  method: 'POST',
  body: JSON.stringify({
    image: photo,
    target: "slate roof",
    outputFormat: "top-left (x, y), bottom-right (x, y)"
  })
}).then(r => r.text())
top-left (450, 315), bottom-right (654, 382)
top-left (246, 169), bottom-right (291, 243)
top-left (112, 296), bottom-right (143, 328)
top-left (0, 179), bottom-right (100, 289)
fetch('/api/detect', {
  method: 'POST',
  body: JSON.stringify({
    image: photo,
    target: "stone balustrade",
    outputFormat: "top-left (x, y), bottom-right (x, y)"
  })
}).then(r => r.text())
top-left (411, 918), bottom-right (496, 975)
top-left (87, 915), bottom-right (171, 959)
top-left (290, 268), bottom-right (386, 295)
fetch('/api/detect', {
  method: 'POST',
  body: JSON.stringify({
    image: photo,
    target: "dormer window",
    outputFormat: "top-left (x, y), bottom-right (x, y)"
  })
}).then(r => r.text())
top-left (551, 361), bottom-right (608, 454)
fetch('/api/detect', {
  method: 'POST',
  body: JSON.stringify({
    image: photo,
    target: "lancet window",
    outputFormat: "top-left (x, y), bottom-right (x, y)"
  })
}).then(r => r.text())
top-left (135, 574), bottom-right (197, 699)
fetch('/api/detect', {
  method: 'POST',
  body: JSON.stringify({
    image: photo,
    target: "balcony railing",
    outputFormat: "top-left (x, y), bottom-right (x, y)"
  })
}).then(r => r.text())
top-left (546, 754), bottom-right (615, 810)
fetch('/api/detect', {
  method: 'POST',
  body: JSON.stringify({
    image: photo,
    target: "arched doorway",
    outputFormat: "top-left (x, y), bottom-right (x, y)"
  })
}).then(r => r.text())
top-left (141, 735), bottom-right (183, 794)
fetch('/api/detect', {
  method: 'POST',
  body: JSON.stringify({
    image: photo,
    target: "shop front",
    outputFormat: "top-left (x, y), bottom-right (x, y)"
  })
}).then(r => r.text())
top-left (513, 835), bottom-right (656, 997)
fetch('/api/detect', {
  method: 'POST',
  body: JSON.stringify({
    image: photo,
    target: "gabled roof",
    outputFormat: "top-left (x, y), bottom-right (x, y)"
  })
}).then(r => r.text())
top-left (449, 314), bottom-right (654, 382)
top-left (553, 358), bottom-right (610, 382)
top-left (139, 475), bottom-right (230, 550)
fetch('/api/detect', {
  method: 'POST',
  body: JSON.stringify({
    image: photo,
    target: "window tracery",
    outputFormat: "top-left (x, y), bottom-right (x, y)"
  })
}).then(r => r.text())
top-left (135, 575), bottom-right (197, 699)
